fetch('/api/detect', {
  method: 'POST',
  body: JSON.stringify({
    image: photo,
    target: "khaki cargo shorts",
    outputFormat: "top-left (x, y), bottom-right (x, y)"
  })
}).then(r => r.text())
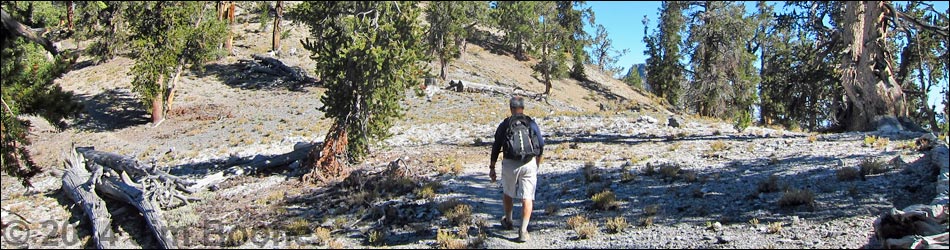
top-left (501, 157), bottom-right (538, 200)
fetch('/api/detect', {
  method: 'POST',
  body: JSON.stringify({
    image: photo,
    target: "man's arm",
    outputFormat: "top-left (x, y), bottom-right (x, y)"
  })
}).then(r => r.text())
top-left (531, 120), bottom-right (544, 165)
top-left (489, 119), bottom-right (506, 182)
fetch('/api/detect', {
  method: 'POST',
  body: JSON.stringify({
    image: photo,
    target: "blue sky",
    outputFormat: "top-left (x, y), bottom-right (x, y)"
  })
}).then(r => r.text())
top-left (584, 1), bottom-right (949, 112)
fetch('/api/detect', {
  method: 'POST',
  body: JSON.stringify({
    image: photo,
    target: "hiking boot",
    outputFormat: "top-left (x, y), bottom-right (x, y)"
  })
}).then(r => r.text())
top-left (518, 229), bottom-right (530, 242)
top-left (500, 217), bottom-right (514, 230)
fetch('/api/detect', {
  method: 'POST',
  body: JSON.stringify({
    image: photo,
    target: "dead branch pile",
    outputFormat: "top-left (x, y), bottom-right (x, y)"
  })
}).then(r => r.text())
top-left (873, 134), bottom-right (949, 249)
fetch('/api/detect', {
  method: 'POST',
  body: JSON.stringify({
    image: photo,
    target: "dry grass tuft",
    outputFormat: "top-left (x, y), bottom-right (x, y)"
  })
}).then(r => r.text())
top-left (575, 221), bottom-right (599, 239)
top-left (658, 163), bottom-right (680, 181)
top-left (225, 227), bottom-right (250, 246)
top-left (709, 140), bottom-right (729, 152)
top-left (326, 239), bottom-right (344, 249)
top-left (584, 161), bottom-right (602, 182)
top-left (314, 227), bottom-right (332, 245)
top-left (437, 228), bottom-right (467, 249)
top-left (566, 215), bottom-right (590, 230)
top-left (605, 216), bottom-right (628, 234)
top-left (442, 202), bottom-right (473, 226)
top-left (367, 228), bottom-right (387, 246)
top-left (285, 218), bottom-right (311, 236)
top-left (643, 163), bottom-right (657, 176)
top-left (415, 181), bottom-right (442, 200)
top-left (767, 221), bottom-right (783, 234)
top-left (592, 190), bottom-right (619, 210)
top-left (777, 188), bottom-right (814, 207)
top-left (639, 216), bottom-right (655, 227)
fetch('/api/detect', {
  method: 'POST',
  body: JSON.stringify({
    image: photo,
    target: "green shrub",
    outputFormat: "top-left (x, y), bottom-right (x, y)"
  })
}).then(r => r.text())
top-left (734, 111), bottom-right (753, 132)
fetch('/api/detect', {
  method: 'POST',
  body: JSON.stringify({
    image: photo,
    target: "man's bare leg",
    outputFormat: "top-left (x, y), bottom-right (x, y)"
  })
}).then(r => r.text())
top-left (521, 199), bottom-right (532, 231)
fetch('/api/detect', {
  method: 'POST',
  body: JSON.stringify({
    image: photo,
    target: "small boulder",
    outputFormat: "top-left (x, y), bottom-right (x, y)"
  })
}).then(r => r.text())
top-left (668, 116), bottom-right (681, 128)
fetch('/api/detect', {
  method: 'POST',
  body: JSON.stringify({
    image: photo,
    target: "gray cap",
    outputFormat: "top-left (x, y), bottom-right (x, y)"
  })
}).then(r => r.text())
top-left (509, 96), bottom-right (525, 108)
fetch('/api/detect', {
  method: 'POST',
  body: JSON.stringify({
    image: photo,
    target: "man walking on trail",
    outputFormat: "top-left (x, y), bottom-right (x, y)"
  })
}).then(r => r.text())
top-left (489, 96), bottom-right (544, 242)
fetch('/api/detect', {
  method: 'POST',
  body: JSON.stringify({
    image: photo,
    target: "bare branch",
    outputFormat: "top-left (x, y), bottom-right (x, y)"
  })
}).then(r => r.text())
top-left (1, 9), bottom-right (58, 55)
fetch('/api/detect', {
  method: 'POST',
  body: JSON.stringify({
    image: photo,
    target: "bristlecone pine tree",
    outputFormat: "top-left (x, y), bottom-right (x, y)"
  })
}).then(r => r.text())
top-left (127, 1), bottom-right (227, 123)
top-left (290, 1), bottom-right (428, 183)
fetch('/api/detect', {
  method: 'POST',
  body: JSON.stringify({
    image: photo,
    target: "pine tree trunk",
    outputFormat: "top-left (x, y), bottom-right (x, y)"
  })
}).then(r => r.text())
top-left (226, 2), bottom-right (235, 55)
top-left (440, 57), bottom-right (448, 80)
top-left (303, 121), bottom-right (349, 184)
top-left (66, 1), bottom-right (74, 30)
top-left (272, 1), bottom-right (282, 53)
top-left (151, 75), bottom-right (165, 124)
top-left (839, 1), bottom-right (907, 131)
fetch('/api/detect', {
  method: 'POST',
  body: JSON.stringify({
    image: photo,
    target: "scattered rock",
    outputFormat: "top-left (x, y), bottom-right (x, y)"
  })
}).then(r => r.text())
top-left (716, 236), bottom-right (732, 244)
top-left (873, 115), bottom-right (903, 133)
top-left (668, 116), bottom-right (681, 128)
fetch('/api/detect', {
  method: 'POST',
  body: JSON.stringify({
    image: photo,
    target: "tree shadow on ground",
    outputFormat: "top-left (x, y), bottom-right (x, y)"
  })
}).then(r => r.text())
top-left (71, 88), bottom-right (150, 132)
top-left (576, 79), bottom-right (626, 102)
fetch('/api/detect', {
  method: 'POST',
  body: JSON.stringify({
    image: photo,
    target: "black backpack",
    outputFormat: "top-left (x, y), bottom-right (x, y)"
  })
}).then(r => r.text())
top-left (505, 114), bottom-right (541, 162)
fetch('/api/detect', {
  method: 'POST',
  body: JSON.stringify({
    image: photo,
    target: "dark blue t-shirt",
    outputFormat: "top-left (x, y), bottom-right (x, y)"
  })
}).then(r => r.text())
top-left (491, 115), bottom-right (544, 163)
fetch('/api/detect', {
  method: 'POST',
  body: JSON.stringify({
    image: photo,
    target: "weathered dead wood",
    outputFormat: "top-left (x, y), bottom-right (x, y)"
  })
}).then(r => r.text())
top-left (1, 9), bottom-right (58, 55)
top-left (444, 80), bottom-right (540, 98)
top-left (61, 150), bottom-right (115, 249)
top-left (191, 142), bottom-right (316, 191)
top-left (92, 162), bottom-right (176, 249)
top-left (76, 147), bottom-right (196, 194)
top-left (250, 54), bottom-right (311, 83)
top-left (873, 138), bottom-right (949, 249)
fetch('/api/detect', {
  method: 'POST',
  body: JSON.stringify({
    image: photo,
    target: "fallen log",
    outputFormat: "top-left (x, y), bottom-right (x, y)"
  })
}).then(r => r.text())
top-left (444, 80), bottom-right (541, 99)
top-left (93, 162), bottom-right (176, 249)
top-left (191, 142), bottom-right (317, 191)
top-left (61, 150), bottom-right (115, 249)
